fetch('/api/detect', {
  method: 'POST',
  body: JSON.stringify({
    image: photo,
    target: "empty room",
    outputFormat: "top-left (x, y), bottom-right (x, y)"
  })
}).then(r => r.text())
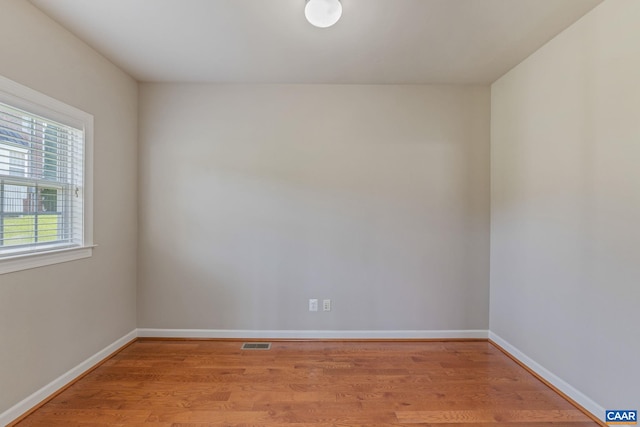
top-left (0, 0), bottom-right (638, 425)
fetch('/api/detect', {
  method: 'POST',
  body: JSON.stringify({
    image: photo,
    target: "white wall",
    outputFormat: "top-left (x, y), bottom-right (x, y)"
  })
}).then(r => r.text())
top-left (491, 0), bottom-right (640, 410)
top-left (0, 0), bottom-right (138, 414)
top-left (138, 84), bottom-right (490, 332)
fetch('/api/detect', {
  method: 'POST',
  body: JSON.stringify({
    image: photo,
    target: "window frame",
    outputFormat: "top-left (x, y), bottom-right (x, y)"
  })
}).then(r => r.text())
top-left (0, 75), bottom-right (94, 275)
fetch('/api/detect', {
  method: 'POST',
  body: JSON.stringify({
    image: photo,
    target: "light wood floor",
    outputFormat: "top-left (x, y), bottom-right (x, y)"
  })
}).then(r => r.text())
top-left (13, 340), bottom-right (600, 426)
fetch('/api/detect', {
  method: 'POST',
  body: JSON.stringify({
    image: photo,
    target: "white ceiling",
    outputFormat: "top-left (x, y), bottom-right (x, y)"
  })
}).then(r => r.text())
top-left (29, 0), bottom-right (603, 84)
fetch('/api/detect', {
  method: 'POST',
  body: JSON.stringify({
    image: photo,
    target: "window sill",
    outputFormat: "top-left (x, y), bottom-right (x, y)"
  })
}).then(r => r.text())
top-left (0, 245), bottom-right (96, 275)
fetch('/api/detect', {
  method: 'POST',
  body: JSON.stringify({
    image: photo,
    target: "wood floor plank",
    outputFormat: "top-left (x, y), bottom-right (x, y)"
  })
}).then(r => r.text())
top-left (16, 409), bottom-right (152, 425)
top-left (228, 391), bottom-right (338, 402)
top-left (395, 409), bottom-right (591, 423)
top-left (12, 340), bottom-right (600, 426)
top-left (144, 409), bottom-right (273, 423)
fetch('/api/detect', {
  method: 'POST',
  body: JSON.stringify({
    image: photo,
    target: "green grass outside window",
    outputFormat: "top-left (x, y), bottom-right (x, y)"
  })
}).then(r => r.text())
top-left (2, 215), bottom-right (60, 246)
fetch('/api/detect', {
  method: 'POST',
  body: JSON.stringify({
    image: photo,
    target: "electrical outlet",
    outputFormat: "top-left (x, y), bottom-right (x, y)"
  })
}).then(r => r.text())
top-left (309, 299), bottom-right (318, 312)
top-left (323, 299), bottom-right (331, 312)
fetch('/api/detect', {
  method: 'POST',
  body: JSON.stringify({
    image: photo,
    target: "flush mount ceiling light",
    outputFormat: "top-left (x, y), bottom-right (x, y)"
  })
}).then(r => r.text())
top-left (305, 0), bottom-right (342, 28)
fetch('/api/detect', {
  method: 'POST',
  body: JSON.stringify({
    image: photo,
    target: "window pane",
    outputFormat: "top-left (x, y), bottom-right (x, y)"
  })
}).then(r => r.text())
top-left (1, 183), bottom-right (64, 247)
top-left (3, 215), bottom-right (35, 246)
top-left (36, 214), bottom-right (59, 242)
top-left (2, 183), bottom-right (27, 213)
top-left (41, 188), bottom-right (58, 212)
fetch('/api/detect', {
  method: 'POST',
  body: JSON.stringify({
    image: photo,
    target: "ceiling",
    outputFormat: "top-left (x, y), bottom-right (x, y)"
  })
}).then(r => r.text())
top-left (29, 0), bottom-right (603, 84)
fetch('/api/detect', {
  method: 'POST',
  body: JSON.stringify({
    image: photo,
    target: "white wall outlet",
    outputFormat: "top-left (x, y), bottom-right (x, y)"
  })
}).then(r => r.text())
top-left (323, 299), bottom-right (331, 311)
top-left (309, 299), bottom-right (318, 312)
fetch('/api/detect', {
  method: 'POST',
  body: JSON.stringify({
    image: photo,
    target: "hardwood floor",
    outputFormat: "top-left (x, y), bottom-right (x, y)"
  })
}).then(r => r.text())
top-left (13, 340), bottom-right (600, 426)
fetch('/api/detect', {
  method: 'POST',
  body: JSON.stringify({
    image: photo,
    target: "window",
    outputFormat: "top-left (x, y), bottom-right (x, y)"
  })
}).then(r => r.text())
top-left (0, 75), bottom-right (93, 274)
top-left (8, 148), bottom-right (27, 176)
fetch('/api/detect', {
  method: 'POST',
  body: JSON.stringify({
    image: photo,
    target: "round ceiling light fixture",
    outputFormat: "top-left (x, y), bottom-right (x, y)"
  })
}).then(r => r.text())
top-left (305, 0), bottom-right (342, 28)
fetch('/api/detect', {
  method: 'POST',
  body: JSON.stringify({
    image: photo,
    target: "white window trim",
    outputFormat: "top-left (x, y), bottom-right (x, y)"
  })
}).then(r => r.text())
top-left (0, 245), bottom-right (96, 274)
top-left (0, 75), bottom-right (94, 274)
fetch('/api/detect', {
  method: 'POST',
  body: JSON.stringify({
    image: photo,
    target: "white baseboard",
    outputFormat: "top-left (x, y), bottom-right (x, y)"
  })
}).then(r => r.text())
top-left (488, 331), bottom-right (604, 422)
top-left (0, 329), bottom-right (137, 427)
top-left (137, 328), bottom-right (489, 340)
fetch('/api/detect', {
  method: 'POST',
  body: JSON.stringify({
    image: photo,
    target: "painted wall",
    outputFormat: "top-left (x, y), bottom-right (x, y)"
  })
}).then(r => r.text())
top-left (138, 84), bottom-right (490, 332)
top-left (491, 0), bottom-right (639, 410)
top-left (0, 0), bottom-right (138, 414)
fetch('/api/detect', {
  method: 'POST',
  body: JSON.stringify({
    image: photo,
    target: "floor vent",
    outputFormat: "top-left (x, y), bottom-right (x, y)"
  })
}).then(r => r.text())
top-left (241, 342), bottom-right (271, 350)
